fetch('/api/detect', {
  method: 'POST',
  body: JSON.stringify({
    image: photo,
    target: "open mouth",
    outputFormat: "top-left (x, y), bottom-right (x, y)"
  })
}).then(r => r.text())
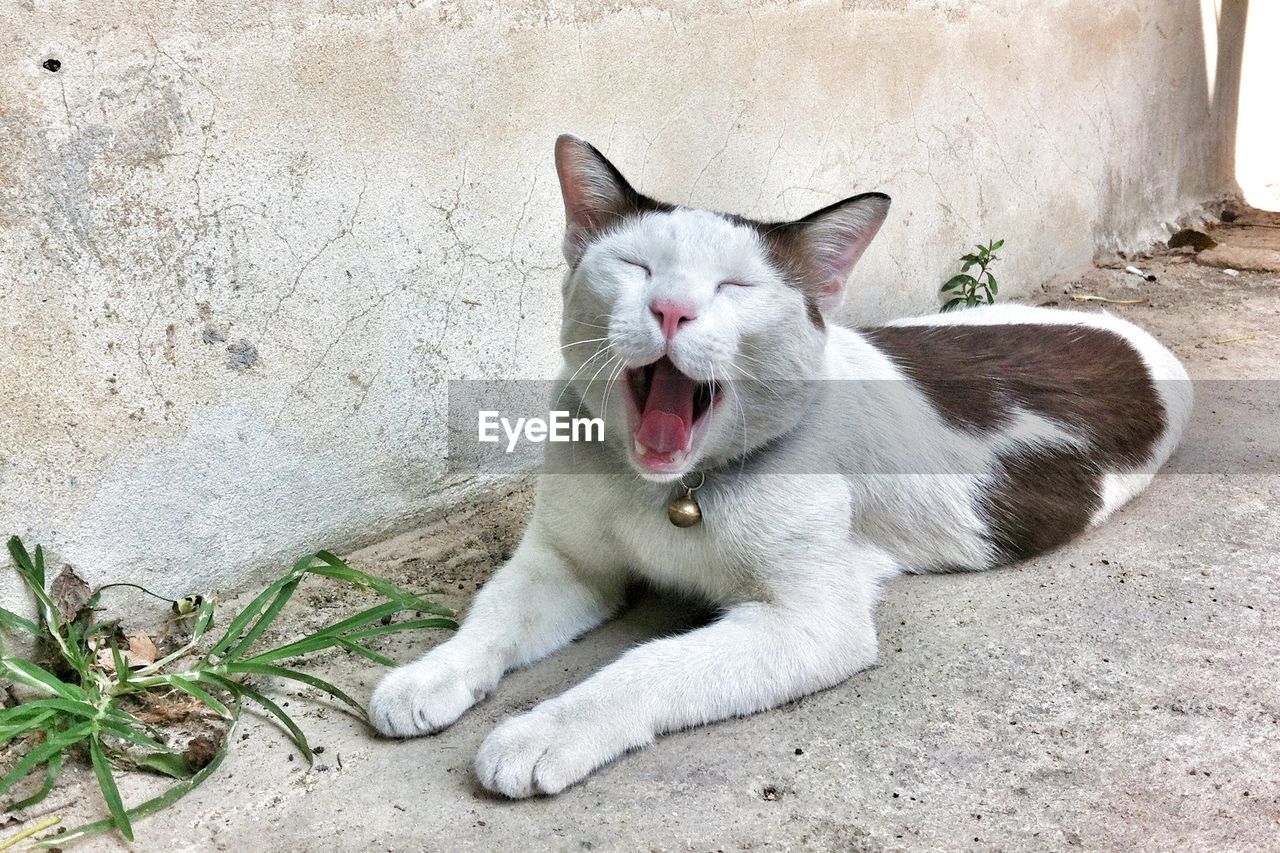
top-left (624, 356), bottom-right (721, 474)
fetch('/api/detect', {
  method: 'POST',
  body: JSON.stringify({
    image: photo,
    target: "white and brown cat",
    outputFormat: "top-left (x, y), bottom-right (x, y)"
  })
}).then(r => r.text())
top-left (370, 135), bottom-right (1192, 797)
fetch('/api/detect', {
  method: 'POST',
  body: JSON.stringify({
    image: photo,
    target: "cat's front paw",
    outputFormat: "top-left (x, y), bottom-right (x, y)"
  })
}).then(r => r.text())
top-left (369, 655), bottom-right (485, 737)
top-left (475, 702), bottom-right (646, 798)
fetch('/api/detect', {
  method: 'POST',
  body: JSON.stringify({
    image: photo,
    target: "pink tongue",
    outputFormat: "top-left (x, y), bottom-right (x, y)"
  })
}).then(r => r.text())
top-left (636, 359), bottom-right (696, 454)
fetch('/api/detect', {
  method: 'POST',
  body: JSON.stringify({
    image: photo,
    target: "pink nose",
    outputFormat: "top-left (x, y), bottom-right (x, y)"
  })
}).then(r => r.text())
top-left (650, 300), bottom-right (697, 341)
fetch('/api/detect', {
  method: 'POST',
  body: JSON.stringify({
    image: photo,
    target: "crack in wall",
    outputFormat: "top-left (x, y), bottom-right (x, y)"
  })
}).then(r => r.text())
top-left (259, 173), bottom-right (370, 337)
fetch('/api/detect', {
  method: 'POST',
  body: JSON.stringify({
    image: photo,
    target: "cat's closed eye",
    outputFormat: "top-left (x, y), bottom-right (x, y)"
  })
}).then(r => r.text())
top-left (717, 280), bottom-right (752, 291)
top-left (621, 258), bottom-right (651, 277)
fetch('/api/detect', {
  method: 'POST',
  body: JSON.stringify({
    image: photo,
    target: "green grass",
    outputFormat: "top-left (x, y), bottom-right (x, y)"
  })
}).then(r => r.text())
top-left (941, 239), bottom-right (1004, 311)
top-left (0, 536), bottom-right (455, 846)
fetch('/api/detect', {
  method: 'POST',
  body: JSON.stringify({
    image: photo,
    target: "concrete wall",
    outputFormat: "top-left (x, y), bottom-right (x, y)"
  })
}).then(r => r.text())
top-left (1236, 0), bottom-right (1280, 210)
top-left (0, 0), bottom-right (1243, 613)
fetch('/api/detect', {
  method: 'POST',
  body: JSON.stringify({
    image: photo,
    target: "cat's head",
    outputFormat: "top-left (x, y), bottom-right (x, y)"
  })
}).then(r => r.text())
top-left (554, 134), bottom-right (889, 482)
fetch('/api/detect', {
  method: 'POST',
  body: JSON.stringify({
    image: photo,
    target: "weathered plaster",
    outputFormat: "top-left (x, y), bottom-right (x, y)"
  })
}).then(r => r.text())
top-left (0, 1), bottom-right (1243, 614)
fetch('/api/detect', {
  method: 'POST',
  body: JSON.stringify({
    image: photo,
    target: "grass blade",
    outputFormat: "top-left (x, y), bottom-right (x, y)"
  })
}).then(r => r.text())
top-left (0, 723), bottom-right (92, 799)
top-left (52, 713), bottom-right (238, 846)
top-left (307, 564), bottom-right (452, 616)
top-left (4, 539), bottom-right (88, 676)
top-left (347, 617), bottom-right (458, 641)
top-left (8, 543), bottom-right (58, 631)
top-left (309, 553), bottom-right (453, 616)
top-left (88, 735), bottom-right (134, 841)
top-left (5, 537), bottom-right (41, 588)
top-left (242, 633), bottom-right (345, 665)
top-left (328, 637), bottom-right (396, 667)
top-left (110, 640), bottom-right (131, 686)
top-left (0, 713), bottom-right (56, 747)
top-left (8, 573), bottom-right (59, 634)
top-left (221, 661), bottom-right (364, 717)
top-left (163, 675), bottom-right (232, 718)
top-left (0, 698), bottom-right (97, 722)
top-left (243, 631), bottom-right (403, 669)
top-left (96, 718), bottom-right (171, 752)
top-left (0, 659), bottom-right (85, 700)
top-left (206, 555), bottom-right (312, 659)
top-left (222, 576), bottom-right (302, 660)
top-left (0, 815), bottom-right (63, 850)
top-left (199, 673), bottom-right (312, 762)
top-left (130, 752), bottom-right (192, 779)
top-left (7, 749), bottom-right (62, 811)
top-left (0, 606), bottom-right (40, 638)
top-left (189, 598), bottom-right (216, 643)
top-left (242, 601), bottom-right (403, 663)
top-left (301, 600), bottom-right (404, 639)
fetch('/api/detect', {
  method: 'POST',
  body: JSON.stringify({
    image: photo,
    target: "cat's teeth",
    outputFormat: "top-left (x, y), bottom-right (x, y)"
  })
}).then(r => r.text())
top-left (634, 438), bottom-right (686, 466)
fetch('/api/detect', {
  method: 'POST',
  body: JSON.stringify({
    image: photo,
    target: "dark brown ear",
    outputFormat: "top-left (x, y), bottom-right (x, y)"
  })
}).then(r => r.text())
top-left (554, 135), bottom-right (664, 265)
top-left (765, 192), bottom-right (891, 315)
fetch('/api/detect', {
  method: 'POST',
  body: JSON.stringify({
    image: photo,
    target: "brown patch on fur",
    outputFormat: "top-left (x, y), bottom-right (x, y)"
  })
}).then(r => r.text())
top-left (863, 322), bottom-right (1167, 563)
top-left (983, 447), bottom-right (1103, 560)
top-left (574, 186), bottom-right (674, 264)
top-left (561, 138), bottom-right (675, 267)
top-left (863, 326), bottom-right (1009, 432)
top-left (743, 196), bottom-right (890, 331)
top-left (754, 218), bottom-right (828, 330)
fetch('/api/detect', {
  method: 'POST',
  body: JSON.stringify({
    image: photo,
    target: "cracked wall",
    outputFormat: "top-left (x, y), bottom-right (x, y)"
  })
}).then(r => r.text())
top-left (0, 0), bottom-right (1243, 612)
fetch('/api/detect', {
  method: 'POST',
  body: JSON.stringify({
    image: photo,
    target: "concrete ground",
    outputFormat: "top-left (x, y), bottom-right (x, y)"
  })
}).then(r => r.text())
top-left (9, 212), bottom-right (1280, 851)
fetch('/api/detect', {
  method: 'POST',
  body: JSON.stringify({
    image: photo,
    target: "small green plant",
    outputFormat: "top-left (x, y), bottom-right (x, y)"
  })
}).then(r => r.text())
top-left (0, 536), bottom-right (454, 846)
top-left (941, 239), bottom-right (1004, 311)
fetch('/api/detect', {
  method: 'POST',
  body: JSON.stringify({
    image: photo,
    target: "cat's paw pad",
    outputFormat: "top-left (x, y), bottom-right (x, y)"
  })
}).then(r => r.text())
top-left (369, 659), bottom-right (482, 737)
top-left (475, 705), bottom-right (633, 798)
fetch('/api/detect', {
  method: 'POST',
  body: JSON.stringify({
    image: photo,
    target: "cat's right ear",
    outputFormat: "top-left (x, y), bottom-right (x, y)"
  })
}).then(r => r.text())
top-left (773, 192), bottom-right (891, 316)
top-left (554, 134), bottom-right (640, 266)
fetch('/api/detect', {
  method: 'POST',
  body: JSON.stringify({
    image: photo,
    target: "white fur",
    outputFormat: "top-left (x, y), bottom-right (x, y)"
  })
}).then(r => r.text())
top-left (371, 176), bottom-right (1190, 797)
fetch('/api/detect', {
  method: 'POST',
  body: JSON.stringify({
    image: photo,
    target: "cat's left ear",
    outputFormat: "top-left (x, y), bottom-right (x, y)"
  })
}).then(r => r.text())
top-left (782, 192), bottom-right (891, 314)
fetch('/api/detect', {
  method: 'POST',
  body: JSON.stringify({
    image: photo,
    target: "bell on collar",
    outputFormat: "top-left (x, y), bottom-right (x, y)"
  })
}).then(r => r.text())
top-left (667, 471), bottom-right (705, 528)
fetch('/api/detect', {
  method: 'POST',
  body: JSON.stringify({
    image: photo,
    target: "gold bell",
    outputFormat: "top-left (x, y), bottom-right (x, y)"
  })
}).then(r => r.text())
top-left (667, 493), bottom-right (702, 527)
top-left (667, 472), bottom-right (705, 528)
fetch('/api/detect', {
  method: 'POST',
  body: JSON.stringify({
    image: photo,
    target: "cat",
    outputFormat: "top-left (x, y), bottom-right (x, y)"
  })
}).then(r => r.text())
top-left (369, 135), bottom-right (1192, 798)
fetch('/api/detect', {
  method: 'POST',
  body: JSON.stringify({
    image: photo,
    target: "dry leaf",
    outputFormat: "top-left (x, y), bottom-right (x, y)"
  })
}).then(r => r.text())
top-left (50, 565), bottom-right (91, 623)
top-left (1215, 335), bottom-right (1255, 345)
top-left (95, 647), bottom-right (118, 672)
top-left (127, 634), bottom-right (159, 665)
top-left (92, 633), bottom-right (160, 673)
top-left (132, 693), bottom-right (214, 726)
